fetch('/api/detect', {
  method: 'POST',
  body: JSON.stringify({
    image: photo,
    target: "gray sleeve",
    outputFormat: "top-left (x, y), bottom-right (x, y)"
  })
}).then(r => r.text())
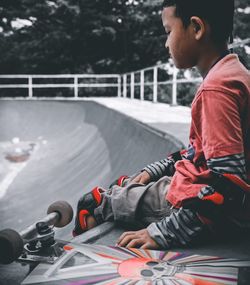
top-left (147, 207), bottom-right (207, 248)
top-left (207, 153), bottom-right (247, 181)
top-left (143, 158), bottom-right (176, 181)
top-left (143, 150), bottom-right (186, 181)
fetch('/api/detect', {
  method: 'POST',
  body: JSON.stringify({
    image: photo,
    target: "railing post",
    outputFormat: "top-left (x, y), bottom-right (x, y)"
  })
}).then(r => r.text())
top-left (140, 70), bottom-right (144, 101)
top-left (28, 76), bottom-right (33, 98)
top-left (74, 76), bottom-right (78, 98)
top-left (153, 66), bottom-right (158, 103)
top-left (130, 72), bottom-right (134, 99)
top-left (123, 74), bottom-right (127, 98)
top-left (117, 76), bottom-right (121, 97)
top-left (172, 66), bottom-right (178, 105)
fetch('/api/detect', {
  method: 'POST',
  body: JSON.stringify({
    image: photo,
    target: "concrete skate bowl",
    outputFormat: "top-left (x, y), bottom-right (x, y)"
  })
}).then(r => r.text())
top-left (0, 100), bottom-right (182, 240)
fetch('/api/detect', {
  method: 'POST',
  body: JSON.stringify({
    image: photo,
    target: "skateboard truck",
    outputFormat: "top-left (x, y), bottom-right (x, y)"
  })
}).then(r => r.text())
top-left (19, 221), bottom-right (62, 264)
top-left (0, 200), bottom-right (73, 265)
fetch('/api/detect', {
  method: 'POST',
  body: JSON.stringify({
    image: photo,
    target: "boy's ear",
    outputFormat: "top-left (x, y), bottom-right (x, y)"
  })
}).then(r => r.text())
top-left (190, 16), bottom-right (205, 40)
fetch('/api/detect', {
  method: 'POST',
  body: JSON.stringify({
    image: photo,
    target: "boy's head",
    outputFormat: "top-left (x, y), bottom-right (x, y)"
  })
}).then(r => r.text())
top-left (162, 0), bottom-right (234, 44)
top-left (162, 0), bottom-right (234, 70)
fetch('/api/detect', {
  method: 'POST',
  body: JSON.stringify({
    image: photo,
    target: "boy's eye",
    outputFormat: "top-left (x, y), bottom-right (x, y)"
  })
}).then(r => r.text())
top-left (165, 31), bottom-right (171, 39)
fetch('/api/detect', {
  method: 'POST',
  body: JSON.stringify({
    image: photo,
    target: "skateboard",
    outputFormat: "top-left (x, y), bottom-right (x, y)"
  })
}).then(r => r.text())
top-left (1, 201), bottom-right (250, 285)
top-left (0, 200), bottom-right (73, 284)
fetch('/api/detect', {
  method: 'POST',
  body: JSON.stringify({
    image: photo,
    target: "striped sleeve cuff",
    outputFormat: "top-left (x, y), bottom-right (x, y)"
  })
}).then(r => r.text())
top-left (207, 153), bottom-right (247, 180)
top-left (143, 158), bottom-right (175, 181)
top-left (148, 208), bottom-right (206, 248)
top-left (147, 222), bottom-right (170, 248)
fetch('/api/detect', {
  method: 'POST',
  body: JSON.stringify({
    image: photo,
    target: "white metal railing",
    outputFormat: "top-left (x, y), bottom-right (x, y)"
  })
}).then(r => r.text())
top-left (121, 63), bottom-right (202, 105)
top-left (0, 74), bottom-right (121, 98)
top-left (0, 69), bottom-right (202, 105)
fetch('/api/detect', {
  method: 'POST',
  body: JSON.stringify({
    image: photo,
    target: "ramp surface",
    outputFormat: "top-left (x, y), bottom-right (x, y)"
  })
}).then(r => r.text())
top-left (0, 100), bottom-right (182, 240)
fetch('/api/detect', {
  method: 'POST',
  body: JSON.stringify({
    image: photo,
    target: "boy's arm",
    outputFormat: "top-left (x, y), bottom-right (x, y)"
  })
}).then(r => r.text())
top-left (132, 150), bottom-right (186, 184)
top-left (198, 89), bottom-right (247, 180)
top-left (145, 151), bottom-right (247, 248)
top-left (141, 153), bottom-right (247, 248)
top-left (119, 156), bottom-right (247, 248)
top-left (119, 152), bottom-right (248, 249)
top-left (146, 207), bottom-right (207, 248)
top-left (146, 159), bottom-right (248, 249)
top-left (117, 207), bottom-right (206, 249)
top-left (143, 157), bottom-right (176, 181)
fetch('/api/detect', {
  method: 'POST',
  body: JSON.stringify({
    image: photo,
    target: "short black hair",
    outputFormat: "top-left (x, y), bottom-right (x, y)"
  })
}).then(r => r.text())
top-left (162, 0), bottom-right (234, 44)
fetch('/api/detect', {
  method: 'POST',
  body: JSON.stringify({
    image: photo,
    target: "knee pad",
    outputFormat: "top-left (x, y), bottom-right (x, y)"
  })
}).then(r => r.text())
top-left (109, 175), bottom-right (128, 188)
top-left (73, 186), bottom-right (103, 236)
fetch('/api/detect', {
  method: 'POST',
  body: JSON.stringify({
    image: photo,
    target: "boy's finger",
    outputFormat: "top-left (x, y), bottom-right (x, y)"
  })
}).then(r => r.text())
top-left (140, 243), bottom-right (150, 249)
top-left (141, 242), bottom-right (159, 250)
top-left (117, 233), bottom-right (137, 247)
top-left (126, 238), bottom-right (143, 248)
top-left (117, 236), bottom-right (132, 247)
top-left (117, 231), bottom-right (135, 244)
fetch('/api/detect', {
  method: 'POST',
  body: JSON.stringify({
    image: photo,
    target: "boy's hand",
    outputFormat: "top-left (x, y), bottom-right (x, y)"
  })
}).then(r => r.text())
top-left (131, 171), bottom-right (151, 185)
top-left (116, 229), bottom-right (160, 249)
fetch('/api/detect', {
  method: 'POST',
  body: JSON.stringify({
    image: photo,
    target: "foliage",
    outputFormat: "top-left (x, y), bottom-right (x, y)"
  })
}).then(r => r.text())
top-left (0, 0), bottom-right (249, 75)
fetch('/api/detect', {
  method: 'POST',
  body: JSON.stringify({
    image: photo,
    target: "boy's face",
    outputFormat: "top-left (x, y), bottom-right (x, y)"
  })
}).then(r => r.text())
top-left (162, 6), bottom-right (198, 69)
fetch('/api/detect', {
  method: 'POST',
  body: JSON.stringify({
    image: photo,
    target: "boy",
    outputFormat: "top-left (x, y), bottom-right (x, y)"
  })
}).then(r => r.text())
top-left (73, 0), bottom-right (250, 249)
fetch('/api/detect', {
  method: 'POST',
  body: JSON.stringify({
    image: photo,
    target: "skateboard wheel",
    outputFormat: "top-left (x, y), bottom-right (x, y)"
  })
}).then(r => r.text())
top-left (47, 200), bottom-right (73, 228)
top-left (0, 229), bottom-right (23, 264)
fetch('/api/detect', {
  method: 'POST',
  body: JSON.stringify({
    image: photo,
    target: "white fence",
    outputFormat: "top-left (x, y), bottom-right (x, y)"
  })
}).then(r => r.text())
top-left (0, 74), bottom-right (121, 98)
top-left (0, 67), bottom-right (202, 105)
top-left (121, 64), bottom-right (202, 105)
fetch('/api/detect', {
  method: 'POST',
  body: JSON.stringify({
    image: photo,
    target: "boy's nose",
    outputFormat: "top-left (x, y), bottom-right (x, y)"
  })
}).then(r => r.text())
top-left (165, 44), bottom-right (170, 56)
top-left (165, 39), bottom-right (169, 50)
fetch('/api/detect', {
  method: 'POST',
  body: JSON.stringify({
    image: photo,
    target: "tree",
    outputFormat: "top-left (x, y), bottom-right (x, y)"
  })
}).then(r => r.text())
top-left (0, 0), bottom-right (249, 74)
top-left (0, 0), bottom-right (81, 73)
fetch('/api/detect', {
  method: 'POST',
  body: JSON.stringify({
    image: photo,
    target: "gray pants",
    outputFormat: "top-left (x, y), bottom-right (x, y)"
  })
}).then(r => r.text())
top-left (94, 176), bottom-right (172, 227)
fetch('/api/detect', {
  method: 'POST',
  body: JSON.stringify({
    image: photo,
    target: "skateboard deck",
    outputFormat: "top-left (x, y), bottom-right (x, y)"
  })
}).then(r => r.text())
top-left (1, 201), bottom-right (250, 285)
top-left (21, 241), bottom-right (250, 285)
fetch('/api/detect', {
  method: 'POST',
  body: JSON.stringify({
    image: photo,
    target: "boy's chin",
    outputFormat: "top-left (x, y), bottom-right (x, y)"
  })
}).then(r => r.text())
top-left (174, 61), bottom-right (194, 70)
